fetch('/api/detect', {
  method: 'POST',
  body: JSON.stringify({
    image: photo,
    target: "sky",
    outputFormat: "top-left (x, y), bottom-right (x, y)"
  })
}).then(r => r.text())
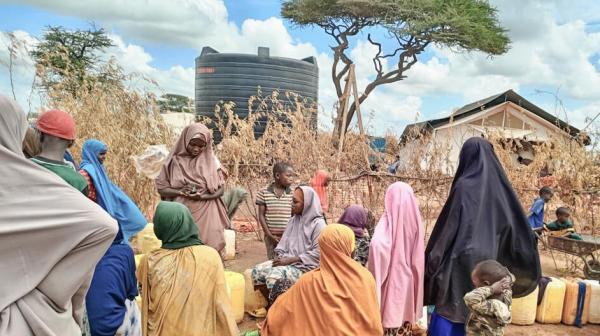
top-left (1, 0), bottom-right (599, 136)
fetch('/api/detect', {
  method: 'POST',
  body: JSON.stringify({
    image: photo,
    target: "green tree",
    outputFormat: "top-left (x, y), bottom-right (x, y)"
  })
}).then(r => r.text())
top-left (282, 0), bottom-right (510, 136)
top-left (31, 25), bottom-right (114, 93)
top-left (157, 94), bottom-right (194, 113)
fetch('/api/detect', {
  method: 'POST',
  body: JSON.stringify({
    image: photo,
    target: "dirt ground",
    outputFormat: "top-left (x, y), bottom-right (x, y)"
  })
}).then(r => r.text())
top-left (225, 228), bottom-right (600, 335)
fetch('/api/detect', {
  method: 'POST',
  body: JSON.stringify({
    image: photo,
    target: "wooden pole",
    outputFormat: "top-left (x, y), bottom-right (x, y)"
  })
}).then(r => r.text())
top-left (349, 66), bottom-right (371, 168)
top-left (351, 66), bottom-right (365, 136)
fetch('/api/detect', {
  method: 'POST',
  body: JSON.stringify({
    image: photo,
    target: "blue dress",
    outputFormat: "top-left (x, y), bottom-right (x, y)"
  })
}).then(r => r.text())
top-left (428, 311), bottom-right (465, 336)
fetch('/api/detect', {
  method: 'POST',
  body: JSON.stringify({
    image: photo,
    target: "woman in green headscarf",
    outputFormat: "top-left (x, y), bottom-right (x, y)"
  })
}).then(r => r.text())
top-left (136, 201), bottom-right (238, 336)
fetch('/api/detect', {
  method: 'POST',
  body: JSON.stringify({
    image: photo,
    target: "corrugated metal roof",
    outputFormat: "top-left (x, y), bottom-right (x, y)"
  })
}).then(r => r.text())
top-left (400, 89), bottom-right (585, 143)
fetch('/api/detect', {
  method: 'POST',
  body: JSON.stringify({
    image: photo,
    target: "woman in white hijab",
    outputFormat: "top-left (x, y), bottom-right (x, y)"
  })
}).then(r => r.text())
top-left (0, 94), bottom-right (118, 336)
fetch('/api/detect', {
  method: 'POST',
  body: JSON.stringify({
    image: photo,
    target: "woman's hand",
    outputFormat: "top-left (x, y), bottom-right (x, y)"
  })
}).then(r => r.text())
top-left (272, 256), bottom-right (300, 267)
top-left (158, 187), bottom-right (190, 200)
top-left (186, 193), bottom-right (203, 201)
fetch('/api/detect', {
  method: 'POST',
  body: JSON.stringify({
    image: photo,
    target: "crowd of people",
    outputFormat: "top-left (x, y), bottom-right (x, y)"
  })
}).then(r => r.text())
top-left (1, 92), bottom-right (546, 336)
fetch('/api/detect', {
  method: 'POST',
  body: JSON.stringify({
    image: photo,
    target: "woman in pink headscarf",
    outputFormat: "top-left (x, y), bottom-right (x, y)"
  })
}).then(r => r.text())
top-left (367, 182), bottom-right (425, 336)
top-left (156, 123), bottom-right (229, 253)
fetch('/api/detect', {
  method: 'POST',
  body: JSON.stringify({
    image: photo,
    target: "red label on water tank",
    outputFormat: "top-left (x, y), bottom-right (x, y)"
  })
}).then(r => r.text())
top-left (197, 67), bottom-right (215, 74)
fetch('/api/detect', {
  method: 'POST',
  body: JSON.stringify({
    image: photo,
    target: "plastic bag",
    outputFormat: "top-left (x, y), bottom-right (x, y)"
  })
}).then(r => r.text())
top-left (131, 145), bottom-right (169, 179)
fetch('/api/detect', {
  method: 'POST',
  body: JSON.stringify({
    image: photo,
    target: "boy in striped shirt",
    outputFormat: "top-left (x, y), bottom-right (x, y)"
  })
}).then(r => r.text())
top-left (257, 162), bottom-right (295, 259)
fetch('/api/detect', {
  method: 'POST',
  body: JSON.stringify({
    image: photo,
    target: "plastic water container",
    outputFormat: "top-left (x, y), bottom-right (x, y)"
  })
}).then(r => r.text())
top-left (132, 224), bottom-right (161, 254)
top-left (536, 277), bottom-right (566, 324)
top-left (562, 278), bottom-right (592, 325)
top-left (225, 271), bottom-right (245, 323)
top-left (243, 269), bottom-right (267, 312)
top-left (224, 229), bottom-right (236, 260)
top-left (584, 280), bottom-right (600, 324)
top-left (416, 306), bottom-right (428, 331)
top-left (511, 286), bottom-right (538, 325)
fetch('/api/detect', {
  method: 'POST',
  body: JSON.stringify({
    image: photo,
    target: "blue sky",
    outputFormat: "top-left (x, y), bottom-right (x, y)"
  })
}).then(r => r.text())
top-left (1, 0), bottom-right (600, 135)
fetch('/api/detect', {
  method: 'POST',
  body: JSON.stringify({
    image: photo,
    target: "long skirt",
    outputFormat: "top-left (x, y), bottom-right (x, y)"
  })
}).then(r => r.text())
top-left (428, 312), bottom-right (465, 336)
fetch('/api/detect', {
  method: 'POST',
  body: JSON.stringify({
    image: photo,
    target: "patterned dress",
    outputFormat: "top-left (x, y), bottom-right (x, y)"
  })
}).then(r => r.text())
top-left (464, 286), bottom-right (512, 336)
top-left (353, 236), bottom-right (370, 267)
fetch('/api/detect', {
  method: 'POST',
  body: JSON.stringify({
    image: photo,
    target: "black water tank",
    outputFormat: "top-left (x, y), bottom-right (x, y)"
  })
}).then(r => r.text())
top-left (195, 46), bottom-right (319, 142)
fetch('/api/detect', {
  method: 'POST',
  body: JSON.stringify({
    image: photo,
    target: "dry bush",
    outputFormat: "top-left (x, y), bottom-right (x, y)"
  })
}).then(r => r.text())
top-left (36, 59), bottom-right (173, 218)
top-left (209, 89), bottom-right (373, 223)
top-left (213, 90), bottom-right (371, 184)
top-left (489, 132), bottom-right (600, 235)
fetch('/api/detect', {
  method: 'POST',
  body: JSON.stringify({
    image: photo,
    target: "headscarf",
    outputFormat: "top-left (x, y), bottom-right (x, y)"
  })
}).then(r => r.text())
top-left (80, 139), bottom-right (147, 242)
top-left (261, 224), bottom-right (383, 336)
top-left (309, 170), bottom-right (329, 213)
top-left (0, 95), bottom-right (27, 153)
top-left (274, 186), bottom-right (326, 271)
top-left (153, 201), bottom-right (203, 249)
top-left (367, 182), bottom-right (425, 328)
top-left (86, 243), bottom-right (138, 336)
top-left (156, 123), bottom-right (223, 193)
top-left (0, 94), bottom-right (118, 335)
top-left (338, 204), bottom-right (368, 238)
top-left (424, 137), bottom-right (541, 323)
top-left (22, 126), bottom-right (41, 158)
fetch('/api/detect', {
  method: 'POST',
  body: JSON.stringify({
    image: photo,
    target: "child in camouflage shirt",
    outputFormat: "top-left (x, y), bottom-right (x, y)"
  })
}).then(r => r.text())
top-left (464, 260), bottom-right (514, 336)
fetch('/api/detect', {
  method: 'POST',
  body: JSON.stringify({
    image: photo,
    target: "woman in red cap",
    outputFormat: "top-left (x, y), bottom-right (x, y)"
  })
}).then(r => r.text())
top-left (31, 109), bottom-right (88, 195)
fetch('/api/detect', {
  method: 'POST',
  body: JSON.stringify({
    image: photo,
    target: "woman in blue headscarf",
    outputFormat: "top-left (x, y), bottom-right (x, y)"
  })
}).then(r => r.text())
top-left (79, 139), bottom-right (147, 241)
top-left (80, 139), bottom-right (145, 335)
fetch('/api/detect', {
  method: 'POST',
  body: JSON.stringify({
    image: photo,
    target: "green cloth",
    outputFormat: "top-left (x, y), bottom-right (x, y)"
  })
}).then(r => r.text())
top-left (31, 157), bottom-right (88, 195)
top-left (546, 220), bottom-right (582, 240)
top-left (222, 187), bottom-right (249, 220)
top-left (546, 219), bottom-right (574, 231)
top-left (153, 201), bottom-right (203, 249)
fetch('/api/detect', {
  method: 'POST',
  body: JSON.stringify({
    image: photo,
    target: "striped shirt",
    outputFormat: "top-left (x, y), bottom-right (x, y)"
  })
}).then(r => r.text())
top-left (256, 183), bottom-right (293, 237)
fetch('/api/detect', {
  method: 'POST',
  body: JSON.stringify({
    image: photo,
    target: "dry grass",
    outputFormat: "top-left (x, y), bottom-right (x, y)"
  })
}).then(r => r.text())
top-left (35, 59), bottom-right (173, 217)
top-left (24, 43), bottom-right (600, 275)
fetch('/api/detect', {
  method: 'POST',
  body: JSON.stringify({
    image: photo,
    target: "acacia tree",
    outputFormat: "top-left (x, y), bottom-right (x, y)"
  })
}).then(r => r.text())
top-left (31, 25), bottom-right (115, 94)
top-left (158, 93), bottom-right (194, 113)
top-left (282, 0), bottom-right (510, 135)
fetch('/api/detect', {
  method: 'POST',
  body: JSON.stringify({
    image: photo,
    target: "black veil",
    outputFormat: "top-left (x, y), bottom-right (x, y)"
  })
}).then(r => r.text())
top-left (424, 137), bottom-right (540, 323)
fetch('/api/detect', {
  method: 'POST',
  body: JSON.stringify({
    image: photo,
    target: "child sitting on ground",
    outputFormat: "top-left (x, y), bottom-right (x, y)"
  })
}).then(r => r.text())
top-left (545, 207), bottom-right (583, 240)
top-left (464, 260), bottom-right (514, 336)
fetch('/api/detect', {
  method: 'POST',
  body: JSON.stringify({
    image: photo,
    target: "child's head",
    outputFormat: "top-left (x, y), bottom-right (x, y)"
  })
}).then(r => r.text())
top-left (273, 162), bottom-right (294, 187)
top-left (556, 207), bottom-right (571, 224)
top-left (471, 260), bottom-right (510, 288)
top-left (539, 186), bottom-right (553, 202)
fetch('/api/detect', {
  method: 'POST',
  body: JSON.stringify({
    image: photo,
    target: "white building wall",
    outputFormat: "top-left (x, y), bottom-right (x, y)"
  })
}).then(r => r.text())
top-left (397, 103), bottom-right (573, 175)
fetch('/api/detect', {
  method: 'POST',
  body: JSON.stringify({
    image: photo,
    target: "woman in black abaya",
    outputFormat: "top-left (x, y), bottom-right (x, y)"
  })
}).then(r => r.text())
top-left (424, 137), bottom-right (540, 336)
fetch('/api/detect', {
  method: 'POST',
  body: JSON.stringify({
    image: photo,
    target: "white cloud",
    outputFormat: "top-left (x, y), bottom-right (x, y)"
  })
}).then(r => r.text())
top-left (0, 30), bottom-right (38, 112)
top-left (356, 0), bottom-right (600, 129)
top-left (0, 0), bottom-right (233, 49)
top-left (3, 0), bottom-right (600, 134)
top-left (106, 35), bottom-right (195, 96)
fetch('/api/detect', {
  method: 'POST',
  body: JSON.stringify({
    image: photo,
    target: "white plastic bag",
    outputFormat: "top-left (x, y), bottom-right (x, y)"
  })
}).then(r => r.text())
top-left (131, 145), bottom-right (169, 179)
